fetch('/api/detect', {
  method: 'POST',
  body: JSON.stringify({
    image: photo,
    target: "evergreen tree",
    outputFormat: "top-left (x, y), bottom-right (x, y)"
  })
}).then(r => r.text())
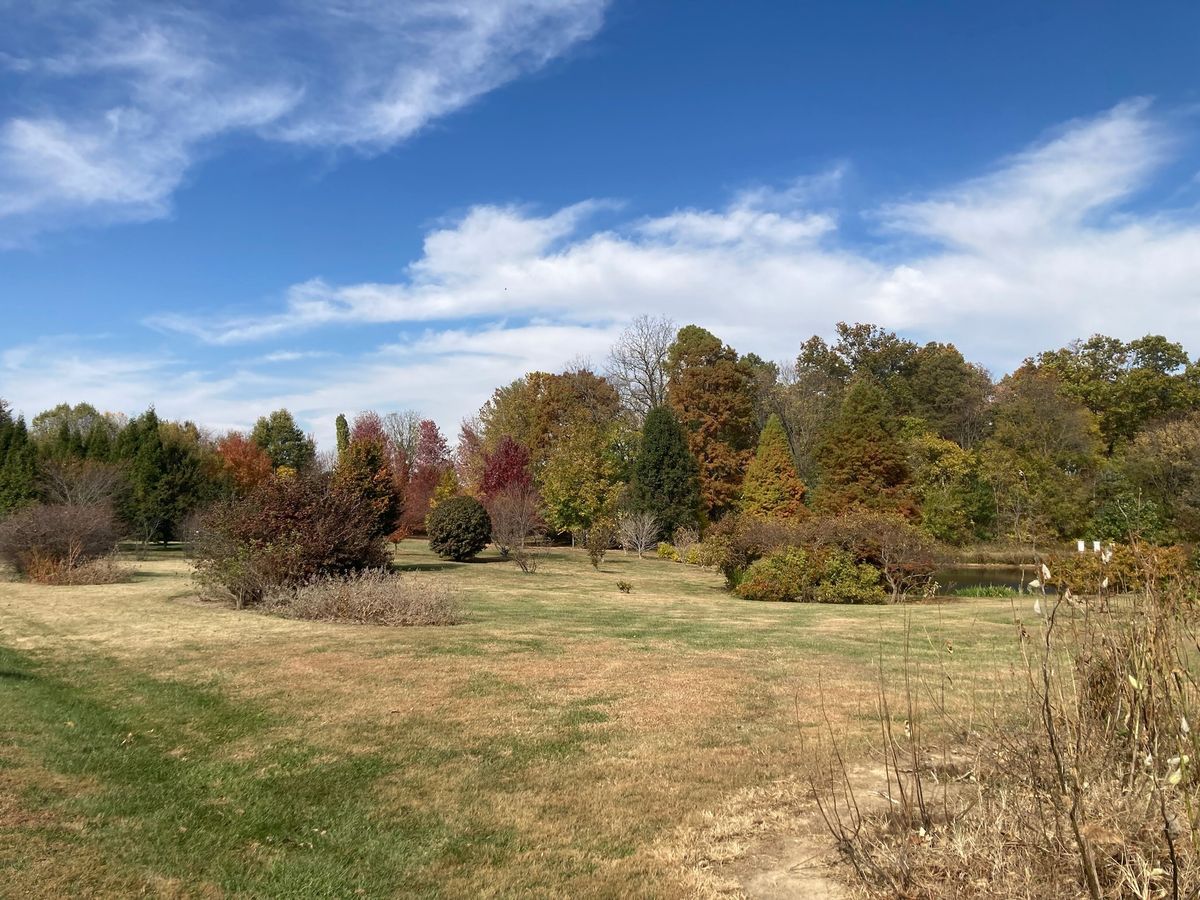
top-left (117, 411), bottom-right (216, 543)
top-left (83, 421), bottom-right (115, 461)
top-left (335, 413), bottom-right (350, 460)
top-left (740, 414), bottom-right (807, 519)
top-left (815, 379), bottom-right (914, 516)
top-left (0, 402), bottom-right (37, 514)
top-left (628, 405), bottom-right (700, 536)
top-left (251, 409), bottom-right (316, 471)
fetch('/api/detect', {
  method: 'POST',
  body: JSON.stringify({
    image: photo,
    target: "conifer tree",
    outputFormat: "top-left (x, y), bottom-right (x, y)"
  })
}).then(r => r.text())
top-left (251, 409), bottom-right (315, 472)
top-left (0, 402), bottom-right (37, 514)
top-left (815, 378), bottom-right (914, 515)
top-left (740, 414), bottom-right (807, 518)
top-left (666, 325), bottom-right (757, 517)
top-left (335, 413), bottom-right (350, 460)
top-left (628, 405), bottom-right (700, 536)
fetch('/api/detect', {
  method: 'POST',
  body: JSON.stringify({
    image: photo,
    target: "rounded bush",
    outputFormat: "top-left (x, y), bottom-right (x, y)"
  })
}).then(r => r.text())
top-left (736, 546), bottom-right (884, 604)
top-left (427, 496), bottom-right (492, 561)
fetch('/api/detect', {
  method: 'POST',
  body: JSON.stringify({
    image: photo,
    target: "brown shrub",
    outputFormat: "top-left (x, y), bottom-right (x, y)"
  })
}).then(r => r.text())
top-left (487, 484), bottom-right (544, 566)
top-left (262, 570), bottom-right (462, 626)
top-left (192, 472), bottom-right (388, 606)
top-left (1045, 543), bottom-right (1190, 596)
top-left (24, 554), bottom-right (133, 585)
top-left (0, 503), bottom-right (118, 581)
top-left (705, 514), bottom-right (808, 586)
top-left (800, 510), bottom-right (938, 601)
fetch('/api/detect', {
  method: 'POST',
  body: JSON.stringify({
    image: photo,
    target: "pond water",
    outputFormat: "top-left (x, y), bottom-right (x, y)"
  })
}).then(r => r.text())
top-left (933, 565), bottom-right (1040, 593)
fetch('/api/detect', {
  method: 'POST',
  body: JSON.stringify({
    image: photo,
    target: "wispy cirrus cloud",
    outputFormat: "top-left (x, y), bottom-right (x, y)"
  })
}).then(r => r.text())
top-left (0, 0), bottom-right (608, 243)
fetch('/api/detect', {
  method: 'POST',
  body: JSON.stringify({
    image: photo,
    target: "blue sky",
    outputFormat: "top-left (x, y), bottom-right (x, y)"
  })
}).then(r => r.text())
top-left (2, 0), bottom-right (1199, 447)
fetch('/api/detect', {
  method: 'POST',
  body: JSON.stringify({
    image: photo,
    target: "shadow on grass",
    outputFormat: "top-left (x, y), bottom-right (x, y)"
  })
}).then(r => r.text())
top-left (0, 668), bottom-right (35, 681)
top-left (391, 562), bottom-right (460, 573)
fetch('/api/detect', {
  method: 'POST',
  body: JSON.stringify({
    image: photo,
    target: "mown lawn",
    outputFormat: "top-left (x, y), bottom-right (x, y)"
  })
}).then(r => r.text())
top-left (0, 541), bottom-right (1026, 898)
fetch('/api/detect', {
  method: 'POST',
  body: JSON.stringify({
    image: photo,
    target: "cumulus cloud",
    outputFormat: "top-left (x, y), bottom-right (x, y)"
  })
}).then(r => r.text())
top-left (6, 101), bottom-right (1200, 450)
top-left (152, 101), bottom-right (1200, 369)
top-left (0, 0), bottom-right (607, 241)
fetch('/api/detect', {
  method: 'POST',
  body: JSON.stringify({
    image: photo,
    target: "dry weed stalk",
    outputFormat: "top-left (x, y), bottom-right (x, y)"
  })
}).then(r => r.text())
top-left (807, 543), bottom-right (1199, 898)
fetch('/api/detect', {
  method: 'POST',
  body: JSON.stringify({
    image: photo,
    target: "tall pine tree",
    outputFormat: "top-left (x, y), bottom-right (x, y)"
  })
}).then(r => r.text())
top-left (666, 325), bottom-right (757, 518)
top-left (628, 405), bottom-right (700, 536)
top-left (0, 401), bottom-right (37, 514)
top-left (740, 414), bottom-right (807, 518)
top-left (815, 379), bottom-right (914, 516)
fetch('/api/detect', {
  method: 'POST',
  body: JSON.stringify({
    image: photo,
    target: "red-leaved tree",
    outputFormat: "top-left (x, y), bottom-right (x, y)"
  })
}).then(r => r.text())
top-left (480, 436), bottom-right (532, 502)
top-left (401, 419), bottom-right (452, 531)
top-left (215, 432), bottom-right (274, 497)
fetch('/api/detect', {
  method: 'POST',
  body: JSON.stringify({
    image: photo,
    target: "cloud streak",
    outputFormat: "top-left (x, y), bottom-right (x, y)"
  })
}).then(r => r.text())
top-left (5, 102), bottom-right (1200, 450)
top-left (153, 101), bottom-right (1200, 366)
top-left (0, 0), bottom-right (608, 242)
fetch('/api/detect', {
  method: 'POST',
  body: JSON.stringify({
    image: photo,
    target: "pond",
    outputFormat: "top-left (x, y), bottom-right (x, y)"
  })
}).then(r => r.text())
top-left (933, 565), bottom-right (1043, 593)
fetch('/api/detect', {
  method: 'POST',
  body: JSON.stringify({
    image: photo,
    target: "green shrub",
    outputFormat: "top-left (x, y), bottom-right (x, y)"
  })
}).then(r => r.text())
top-left (706, 513), bottom-right (807, 587)
top-left (736, 547), bottom-right (812, 602)
top-left (684, 540), bottom-right (724, 567)
top-left (736, 546), bottom-right (884, 604)
top-left (810, 548), bottom-right (886, 604)
top-left (427, 495), bottom-right (492, 561)
top-left (657, 542), bottom-right (680, 561)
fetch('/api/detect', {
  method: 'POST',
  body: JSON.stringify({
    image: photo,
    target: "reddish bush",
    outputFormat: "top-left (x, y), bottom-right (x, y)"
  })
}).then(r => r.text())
top-left (192, 472), bottom-right (388, 606)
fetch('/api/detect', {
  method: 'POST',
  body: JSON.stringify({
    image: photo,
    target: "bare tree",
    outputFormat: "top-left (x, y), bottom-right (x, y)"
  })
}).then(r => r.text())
top-left (606, 315), bottom-right (675, 421)
top-left (488, 485), bottom-right (544, 573)
top-left (382, 410), bottom-right (422, 473)
top-left (38, 459), bottom-right (124, 507)
top-left (617, 510), bottom-right (660, 559)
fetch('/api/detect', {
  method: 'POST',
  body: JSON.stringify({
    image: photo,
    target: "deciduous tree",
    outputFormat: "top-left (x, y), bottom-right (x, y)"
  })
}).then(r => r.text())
top-left (666, 325), bottom-right (757, 517)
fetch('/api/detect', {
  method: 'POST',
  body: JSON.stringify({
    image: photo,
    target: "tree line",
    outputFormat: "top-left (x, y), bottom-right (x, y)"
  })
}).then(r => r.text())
top-left (2, 319), bottom-right (1198, 551)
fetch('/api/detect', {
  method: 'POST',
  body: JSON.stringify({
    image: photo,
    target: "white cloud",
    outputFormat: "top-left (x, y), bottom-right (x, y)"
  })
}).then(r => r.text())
top-left (0, 0), bottom-right (607, 242)
top-left (6, 102), bottom-right (1200, 451)
top-left (152, 102), bottom-right (1200, 371)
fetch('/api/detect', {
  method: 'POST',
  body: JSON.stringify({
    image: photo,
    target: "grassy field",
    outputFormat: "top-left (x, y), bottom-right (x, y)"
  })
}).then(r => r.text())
top-left (0, 541), bottom-right (1027, 898)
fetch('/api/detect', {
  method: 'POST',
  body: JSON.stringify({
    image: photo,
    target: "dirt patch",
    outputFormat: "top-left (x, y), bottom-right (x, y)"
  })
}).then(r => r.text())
top-left (666, 764), bottom-right (897, 899)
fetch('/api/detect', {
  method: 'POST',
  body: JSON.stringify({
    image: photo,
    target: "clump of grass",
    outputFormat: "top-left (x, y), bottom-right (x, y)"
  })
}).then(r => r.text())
top-left (262, 570), bottom-right (463, 626)
top-left (25, 554), bottom-right (134, 585)
top-left (947, 584), bottom-right (1022, 598)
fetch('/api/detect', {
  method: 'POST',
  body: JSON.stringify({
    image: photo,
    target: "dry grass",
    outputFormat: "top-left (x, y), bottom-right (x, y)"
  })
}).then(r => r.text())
top-left (260, 569), bottom-right (463, 626)
top-left (0, 540), bottom-right (1026, 898)
top-left (23, 553), bottom-right (135, 585)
